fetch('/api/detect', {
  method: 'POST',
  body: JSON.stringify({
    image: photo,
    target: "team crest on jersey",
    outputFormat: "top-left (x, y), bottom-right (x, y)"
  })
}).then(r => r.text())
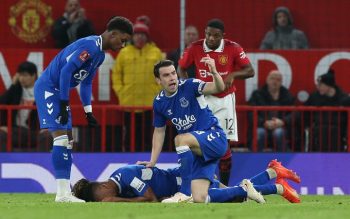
top-left (79, 51), bottom-right (90, 62)
top-left (8, 0), bottom-right (53, 43)
top-left (180, 97), bottom-right (189, 108)
top-left (218, 55), bottom-right (228, 65)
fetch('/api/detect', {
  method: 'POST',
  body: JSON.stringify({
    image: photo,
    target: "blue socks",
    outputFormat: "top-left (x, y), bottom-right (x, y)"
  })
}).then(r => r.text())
top-left (208, 186), bottom-right (247, 202)
top-left (249, 171), bottom-right (270, 185)
top-left (253, 185), bottom-right (277, 195)
top-left (176, 145), bottom-right (193, 196)
top-left (52, 135), bottom-right (72, 179)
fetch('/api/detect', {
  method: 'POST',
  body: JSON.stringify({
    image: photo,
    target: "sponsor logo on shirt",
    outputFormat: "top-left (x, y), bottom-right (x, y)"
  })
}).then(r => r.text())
top-left (74, 69), bottom-right (89, 81)
top-left (171, 114), bottom-right (196, 130)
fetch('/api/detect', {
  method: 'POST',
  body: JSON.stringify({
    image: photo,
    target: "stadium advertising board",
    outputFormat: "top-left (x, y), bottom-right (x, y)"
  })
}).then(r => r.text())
top-left (0, 49), bottom-right (349, 105)
top-left (0, 153), bottom-right (349, 195)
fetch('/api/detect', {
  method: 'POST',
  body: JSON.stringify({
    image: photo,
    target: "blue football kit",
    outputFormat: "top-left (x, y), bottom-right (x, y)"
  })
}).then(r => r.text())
top-left (109, 165), bottom-right (181, 199)
top-left (153, 78), bottom-right (227, 183)
top-left (108, 165), bottom-right (278, 202)
top-left (34, 35), bottom-right (105, 130)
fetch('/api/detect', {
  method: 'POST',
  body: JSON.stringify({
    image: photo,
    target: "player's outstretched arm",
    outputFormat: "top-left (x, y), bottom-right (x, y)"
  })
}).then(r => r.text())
top-left (201, 55), bottom-right (225, 95)
top-left (137, 126), bottom-right (166, 167)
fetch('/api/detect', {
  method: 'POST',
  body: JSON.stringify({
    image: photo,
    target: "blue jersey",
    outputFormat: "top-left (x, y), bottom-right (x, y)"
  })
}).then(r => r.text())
top-left (109, 165), bottom-right (180, 199)
top-left (153, 78), bottom-right (220, 133)
top-left (39, 35), bottom-right (105, 105)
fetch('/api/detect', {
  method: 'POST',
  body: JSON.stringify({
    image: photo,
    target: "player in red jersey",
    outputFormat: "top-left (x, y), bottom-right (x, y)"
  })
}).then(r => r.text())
top-left (178, 19), bottom-right (255, 186)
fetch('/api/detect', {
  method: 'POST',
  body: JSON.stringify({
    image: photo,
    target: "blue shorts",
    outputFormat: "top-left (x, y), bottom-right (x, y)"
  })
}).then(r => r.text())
top-left (190, 126), bottom-right (227, 182)
top-left (34, 77), bottom-right (72, 131)
top-left (190, 126), bottom-right (227, 161)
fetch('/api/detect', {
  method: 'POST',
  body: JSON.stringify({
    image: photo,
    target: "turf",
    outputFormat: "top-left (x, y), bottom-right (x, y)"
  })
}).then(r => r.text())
top-left (1, 194), bottom-right (350, 219)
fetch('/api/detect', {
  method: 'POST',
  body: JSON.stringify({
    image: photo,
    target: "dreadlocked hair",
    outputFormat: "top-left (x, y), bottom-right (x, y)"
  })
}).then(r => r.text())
top-left (72, 178), bottom-right (98, 202)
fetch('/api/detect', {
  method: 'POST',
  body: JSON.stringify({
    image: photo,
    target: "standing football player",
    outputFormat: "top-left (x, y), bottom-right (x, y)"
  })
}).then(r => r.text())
top-left (178, 19), bottom-right (255, 185)
top-left (34, 16), bottom-right (133, 202)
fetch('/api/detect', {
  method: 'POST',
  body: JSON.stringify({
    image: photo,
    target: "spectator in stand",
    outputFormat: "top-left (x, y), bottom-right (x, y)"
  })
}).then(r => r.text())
top-left (304, 69), bottom-right (349, 152)
top-left (52, 0), bottom-right (95, 48)
top-left (167, 25), bottom-right (199, 78)
top-left (0, 61), bottom-right (38, 151)
top-left (112, 16), bottom-right (163, 151)
top-left (247, 70), bottom-right (295, 152)
top-left (260, 6), bottom-right (309, 50)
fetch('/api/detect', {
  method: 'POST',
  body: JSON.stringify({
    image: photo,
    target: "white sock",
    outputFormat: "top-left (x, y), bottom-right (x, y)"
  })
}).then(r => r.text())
top-left (266, 168), bottom-right (277, 179)
top-left (276, 184), bottom-right (284, 195)
top-left (56, 179), bottom-right (71, 197)
top-left (205, 195), bottom-right (211, 204)
top-left (175, 145), bottom-right (191, 154)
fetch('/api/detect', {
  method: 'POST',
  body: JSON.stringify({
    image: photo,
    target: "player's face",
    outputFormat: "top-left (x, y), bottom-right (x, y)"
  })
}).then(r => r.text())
top-left (276, 12), bottom-right (288, 27)
top-left (205, 27), bottom-right (224, 50)
top-left (109, 30), bottom-right (131, 51)
top-left (156, 65), bottom-right (178, 95)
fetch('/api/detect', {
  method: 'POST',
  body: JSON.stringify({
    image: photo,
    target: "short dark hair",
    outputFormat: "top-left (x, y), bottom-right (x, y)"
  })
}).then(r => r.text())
top-left (207, 18), bottom-right (225, 32)
top-left (154, 60), bottom-right (174, 78)
top-left (17, 61), bottom-right (37, 76)
top-left (72, 178), bottom-right (99, 202)
top-left (107, 16), bottom-right (133, 35)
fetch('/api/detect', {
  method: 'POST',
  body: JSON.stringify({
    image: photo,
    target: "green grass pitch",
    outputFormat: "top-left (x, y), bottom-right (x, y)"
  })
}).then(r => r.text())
top-left (1, 194), bottom-right (350, 219)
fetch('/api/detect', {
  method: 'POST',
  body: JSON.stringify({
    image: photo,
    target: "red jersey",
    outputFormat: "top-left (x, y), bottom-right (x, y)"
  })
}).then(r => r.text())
top-left (179, 39), bottom-right (251, 98)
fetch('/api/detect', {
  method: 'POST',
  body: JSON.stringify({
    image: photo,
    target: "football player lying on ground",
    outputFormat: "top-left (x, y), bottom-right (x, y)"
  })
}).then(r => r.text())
top-left (72, 159), bottom-right (301, 203)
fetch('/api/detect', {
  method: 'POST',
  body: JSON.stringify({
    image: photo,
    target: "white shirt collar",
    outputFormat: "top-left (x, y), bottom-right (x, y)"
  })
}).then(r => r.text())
top-left (98, 35), bottom-right (103, 51)
top-left (203, 39), bottom-right (224, 53)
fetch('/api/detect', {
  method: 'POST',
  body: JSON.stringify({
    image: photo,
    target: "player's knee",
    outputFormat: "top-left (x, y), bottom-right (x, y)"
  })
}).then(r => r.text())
top-left (174, 134), bottom-right (187, 146)
top-left (192, 192), bottom-right (208, 203)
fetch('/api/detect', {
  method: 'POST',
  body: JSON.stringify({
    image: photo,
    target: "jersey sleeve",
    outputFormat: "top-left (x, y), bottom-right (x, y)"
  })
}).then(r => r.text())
top-left (80, 78), bottom-right (93, 106)
top-left (110, 167), bottom-right (149, 197)
top-left (153, 97), bottom-right (167, 127)
top-left (59, 43), bottom-right (97, 101)
top-left (80, 57), bottom-right (103, 106)
top-left (178, 46), bottom-right (194, 69)
top-left (233, 45), bottom-right (251, 68)
top-left (187, 78), bottom-right (206, 97)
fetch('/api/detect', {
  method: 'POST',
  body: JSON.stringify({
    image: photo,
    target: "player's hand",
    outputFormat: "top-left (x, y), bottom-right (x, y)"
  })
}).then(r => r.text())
top-left (200, 54), bottom-right (218, 74)
top-left (85, 112), bottom-right (98, 127)
top-left (56, 100), bottom-right (70, 125)
top-left (136, 161), bottom-right (155, 167)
